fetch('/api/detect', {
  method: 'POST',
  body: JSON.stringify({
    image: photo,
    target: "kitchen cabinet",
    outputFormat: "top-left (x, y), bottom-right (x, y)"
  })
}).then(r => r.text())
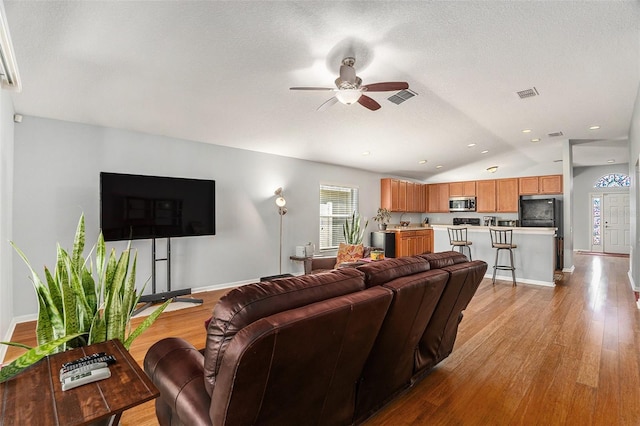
top-left (381, 178), bottom-right (425, 212)
top-left (497, 178), bottom-right (519, 212)
top-left (427, 183), bottom-right (450, 213)
top-left (519, 175), bottom-right (563, 195)
top-left (449, 181), bottom-right (476, 197)
top-left (476, 180), bottom-right (496, 212)
top-left (539, 175), bottom-right (562, 194)
top-left (394, 229), bottom-right (433, 257)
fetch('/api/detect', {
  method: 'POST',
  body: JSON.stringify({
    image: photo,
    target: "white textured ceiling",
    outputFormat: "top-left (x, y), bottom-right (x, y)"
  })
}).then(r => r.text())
top-left (4, 1), bottom-right (639, 181)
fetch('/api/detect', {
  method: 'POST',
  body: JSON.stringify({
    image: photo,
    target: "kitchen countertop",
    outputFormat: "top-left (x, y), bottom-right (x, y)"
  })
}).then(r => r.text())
top-left (430, 224), bottom-right (557, 235)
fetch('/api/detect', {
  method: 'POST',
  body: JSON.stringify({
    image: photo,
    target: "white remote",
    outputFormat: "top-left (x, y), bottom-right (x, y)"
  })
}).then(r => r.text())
top-left (61, 366), bottom-right (111, 391)
top-left (59, 361), bottom-right (109, 382)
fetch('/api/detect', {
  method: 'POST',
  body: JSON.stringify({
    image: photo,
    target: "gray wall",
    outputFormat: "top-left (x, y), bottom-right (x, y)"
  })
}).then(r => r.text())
top-left (9, 116), bottom-right (385, 317)
top-left (0, 90), bottom-right (15, 341)
top-left (572, 163), bottom-right (630, 251)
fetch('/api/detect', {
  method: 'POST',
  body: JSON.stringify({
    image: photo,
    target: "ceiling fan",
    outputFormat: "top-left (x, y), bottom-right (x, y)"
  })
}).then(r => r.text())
top-left (290, 57), bottom-right (409, 111)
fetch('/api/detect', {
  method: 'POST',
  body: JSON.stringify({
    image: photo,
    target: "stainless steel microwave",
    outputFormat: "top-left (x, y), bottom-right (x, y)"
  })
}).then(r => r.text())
top-left (449, 196), bottom-right (476, 212)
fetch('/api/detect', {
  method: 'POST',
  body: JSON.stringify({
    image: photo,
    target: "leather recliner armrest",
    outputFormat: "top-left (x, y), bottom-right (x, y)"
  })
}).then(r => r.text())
top-left (144, 337), bottom-right (212, 426)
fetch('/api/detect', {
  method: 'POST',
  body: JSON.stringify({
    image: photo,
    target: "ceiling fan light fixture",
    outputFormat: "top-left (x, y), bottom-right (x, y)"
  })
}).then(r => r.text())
top-left (335, 89), bottom-right (362, 105)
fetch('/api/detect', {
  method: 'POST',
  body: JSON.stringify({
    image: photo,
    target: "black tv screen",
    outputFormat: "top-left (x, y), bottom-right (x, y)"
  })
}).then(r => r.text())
top-left (100, 172), bottom-right (215, 241)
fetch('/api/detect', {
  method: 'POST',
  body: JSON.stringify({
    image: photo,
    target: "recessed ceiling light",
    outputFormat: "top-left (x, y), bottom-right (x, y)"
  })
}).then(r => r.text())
top-left (531, 138), bottom-right (541, 143)
top-left (362, 151), bottom-right (370, 156)
top-left (436, 165), bottom-right (443, 169)
top-left (481, 150), bottom-right (489, 154)
top-left (418, 160), bottom-right (427, 164)
top-left (589, 125), bottom-right (601, 130)
top-left (522, 129), bottom-right (532, 133)
top-left (467, 143), bottom-right (476, 147)
top-left (607, 159), bottom-right (615, 163)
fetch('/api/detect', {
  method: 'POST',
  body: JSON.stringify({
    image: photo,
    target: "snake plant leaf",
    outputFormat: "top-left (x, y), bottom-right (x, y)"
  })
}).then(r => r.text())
top-left (124, 298), bottom-right (172, 350)
top-left (71, 213), bottom-right (85, 271)
top-left (106, 293), bottom-right (124, 341)
top-left (96, 232), bottom-right (106, 296)
top-left (44, 266), bottom-right (63, 317)
top-left (88, 311), bottom-right (107, 345)
top-left (0, 333), bottom-right (84, 383)
top-left (82, 266), bottom-right (97, 316)
top-left (10, 242), bottom-right (64, 344)
top-left (122, 252), bottom-right (137, 317)
top-left (104, 248), bottom-right (118, 298)
top-left (0, 341), bottom-right (32, 350)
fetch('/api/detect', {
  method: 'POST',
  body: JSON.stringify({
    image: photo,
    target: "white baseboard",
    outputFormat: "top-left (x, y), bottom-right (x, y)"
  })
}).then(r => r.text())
top-left (483, 272), bottom-right (555, 287)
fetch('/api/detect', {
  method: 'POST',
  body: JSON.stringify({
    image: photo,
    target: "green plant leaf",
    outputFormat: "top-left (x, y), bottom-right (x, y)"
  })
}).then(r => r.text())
top-left (124, 298), bottom-right (172, 349)
top-left (0, 341), bottom-right (32, 350)
top-left (71, 213), bottom-right (85, 272)
top-left (0, 333), bottom-right (84, 383)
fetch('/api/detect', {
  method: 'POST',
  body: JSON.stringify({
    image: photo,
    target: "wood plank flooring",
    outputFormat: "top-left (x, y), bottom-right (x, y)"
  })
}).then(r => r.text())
top-left (4, 253), bottom-right (639, 425)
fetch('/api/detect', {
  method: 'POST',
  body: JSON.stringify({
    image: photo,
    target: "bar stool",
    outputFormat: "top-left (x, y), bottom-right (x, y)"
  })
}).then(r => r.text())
top-left (447, 227), bottom-right (472, 260)
top-left (489, 228), bottom-right (517, 286)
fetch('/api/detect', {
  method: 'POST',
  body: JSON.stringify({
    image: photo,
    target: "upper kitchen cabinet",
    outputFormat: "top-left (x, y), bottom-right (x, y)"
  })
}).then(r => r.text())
top-left (381, 178), bottom-right (424, 212)
top-left (476, 180), bottom-right (496, 212)
top-left (449, 181), bottom-right (476, 197)
top-left (539, 175), bottom-right (563, 194)
top-left (519, 175), bottom-right (563, 195)
top-left (427, 183), bottom-right (450, 212)
top-left (496, 178), bottom-right (519, 212)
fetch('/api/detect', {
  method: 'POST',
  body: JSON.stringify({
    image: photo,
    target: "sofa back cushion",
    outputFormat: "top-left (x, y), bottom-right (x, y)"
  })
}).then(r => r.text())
top-left (414, 260), bottom-right (488, 373)
top-left (357, 256), bottom-right (430, 288)
top-left (418, 250), bottom-right (469, 269)
top-left (210, 286), bottom-right (393, 426)
top-left (203, 268), bottom-right (365, 395)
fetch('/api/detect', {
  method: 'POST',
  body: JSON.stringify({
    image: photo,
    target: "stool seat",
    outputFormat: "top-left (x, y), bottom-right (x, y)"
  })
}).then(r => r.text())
top-left (448, 227), bottom-right (472, 260)
top-left (489, 228), bottom-right (517, 286)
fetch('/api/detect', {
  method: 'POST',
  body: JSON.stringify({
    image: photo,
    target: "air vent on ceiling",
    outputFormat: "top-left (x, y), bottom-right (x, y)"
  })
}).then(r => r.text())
top-left (388, 89), bottom-right (418, 105)
top-left (516, 87), bottom-right (539, 99)
top-left (548, 131), bottom-right (564, 137)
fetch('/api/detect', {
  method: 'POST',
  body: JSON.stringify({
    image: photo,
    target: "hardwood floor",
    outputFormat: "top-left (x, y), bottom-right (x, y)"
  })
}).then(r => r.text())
top-left (4, 253), bottom-right (640, 425)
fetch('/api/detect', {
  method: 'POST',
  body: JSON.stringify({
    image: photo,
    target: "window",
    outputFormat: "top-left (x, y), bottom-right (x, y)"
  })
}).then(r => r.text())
top-left (592, 196), bottom-right (601, 246)
top-left (594, 173), bottom-right (630, 188)
top-left (319, 184), bottom-right (359, 250)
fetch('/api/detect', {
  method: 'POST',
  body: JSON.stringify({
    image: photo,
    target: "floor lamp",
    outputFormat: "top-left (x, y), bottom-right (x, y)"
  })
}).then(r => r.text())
top-left (275, 188), bottom-right (287, 274)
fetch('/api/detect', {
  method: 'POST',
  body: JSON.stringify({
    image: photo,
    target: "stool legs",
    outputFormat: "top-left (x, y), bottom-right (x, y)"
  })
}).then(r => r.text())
top-left (492, 247), bottom-right (516, 286)
top-left (451, 244), bottom-right (472, 260)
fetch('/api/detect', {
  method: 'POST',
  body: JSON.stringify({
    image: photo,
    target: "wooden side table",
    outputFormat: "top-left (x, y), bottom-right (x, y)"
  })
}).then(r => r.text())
top-left (0, 339), bottom-right (159, 426)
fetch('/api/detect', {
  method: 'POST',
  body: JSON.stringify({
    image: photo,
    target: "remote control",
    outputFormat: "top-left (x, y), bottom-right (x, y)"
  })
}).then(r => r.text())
top-left (61, 352), bottom-right (106, 369)
top-left (60, 354), bottom-right (116, 375)
top-left (60, 361), bottom-right (108, 382)
top-left (62, 367), bottom-right (111, 391)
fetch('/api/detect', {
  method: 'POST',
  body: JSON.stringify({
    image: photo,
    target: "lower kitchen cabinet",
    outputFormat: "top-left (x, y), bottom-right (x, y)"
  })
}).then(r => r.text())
top-left (394, 229), bottom-right (433, 257)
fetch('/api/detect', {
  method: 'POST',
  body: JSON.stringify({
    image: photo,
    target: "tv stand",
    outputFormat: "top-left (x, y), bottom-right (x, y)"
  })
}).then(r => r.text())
top-left (134, 238), bottom-right (202, 314)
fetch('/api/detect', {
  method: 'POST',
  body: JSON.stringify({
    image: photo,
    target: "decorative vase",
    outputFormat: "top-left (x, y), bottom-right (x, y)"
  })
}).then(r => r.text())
top-left (378, 223), bottom-right (388, 230)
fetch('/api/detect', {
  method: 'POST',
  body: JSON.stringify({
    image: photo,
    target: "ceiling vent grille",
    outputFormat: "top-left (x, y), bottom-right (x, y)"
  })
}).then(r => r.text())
top-left (548, 131), bottom-right (564, 137)
top-left (388, 89), bottom-right (417, 105)
top-left (516, 87), bottom-right (539, 99)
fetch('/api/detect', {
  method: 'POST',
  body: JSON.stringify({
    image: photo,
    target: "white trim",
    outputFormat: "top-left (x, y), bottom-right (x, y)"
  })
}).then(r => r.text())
top-left (484, 272), bottom-right (555, 287)
top-left (563, 265), bottom-right (575, 274)
top-left (191, 279), bottom-right (254, 293)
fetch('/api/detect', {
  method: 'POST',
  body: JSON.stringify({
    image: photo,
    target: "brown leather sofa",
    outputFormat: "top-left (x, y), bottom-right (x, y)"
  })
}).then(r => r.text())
top-left (144, 251), bottom-right (487, 426)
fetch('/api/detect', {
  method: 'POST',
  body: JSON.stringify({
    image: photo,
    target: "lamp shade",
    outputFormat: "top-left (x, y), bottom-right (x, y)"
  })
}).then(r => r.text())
top-left (275, 196), bottom-right (286, 207)
top-left (335, 89), bottom-right (362, 105)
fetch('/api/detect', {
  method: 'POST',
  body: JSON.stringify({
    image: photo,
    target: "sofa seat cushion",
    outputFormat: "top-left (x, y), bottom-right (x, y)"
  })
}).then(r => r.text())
top-left (335, 243), bottom-right (364, 268)
top-left (418, 251), bottom-right (469, 269)
top-left (203, 267), bottom-right (366, 395)
top-left (357, 256), bottom-right (430, 288)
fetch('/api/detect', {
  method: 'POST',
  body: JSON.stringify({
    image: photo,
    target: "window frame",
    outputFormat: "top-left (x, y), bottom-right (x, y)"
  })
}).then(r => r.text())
top-left (319, 183), bottom-right (360, 251)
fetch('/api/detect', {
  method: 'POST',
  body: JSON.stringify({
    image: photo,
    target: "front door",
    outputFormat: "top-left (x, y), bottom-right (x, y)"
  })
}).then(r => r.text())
top-left (603, 193), bottom-right (630, 254)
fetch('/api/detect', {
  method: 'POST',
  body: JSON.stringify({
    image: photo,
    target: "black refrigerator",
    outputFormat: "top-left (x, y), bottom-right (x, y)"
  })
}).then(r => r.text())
top-left (519, 197), bottom-right (563, 268)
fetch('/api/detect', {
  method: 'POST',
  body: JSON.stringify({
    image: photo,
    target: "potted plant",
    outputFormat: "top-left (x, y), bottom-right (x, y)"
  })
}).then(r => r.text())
top-left (373, 208), bottom-right (392, 230)
top-left (343, 211), bottom-right (368, 245)
top-left (0, 214), bottom-right (171, 383)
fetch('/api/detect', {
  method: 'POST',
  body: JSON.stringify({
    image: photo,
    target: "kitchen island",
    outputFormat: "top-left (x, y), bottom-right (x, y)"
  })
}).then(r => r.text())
top-left (431, 224), bottom-right (558, 286)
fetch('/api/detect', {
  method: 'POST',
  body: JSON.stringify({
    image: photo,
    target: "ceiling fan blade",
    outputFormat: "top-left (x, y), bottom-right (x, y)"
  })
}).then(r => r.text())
top-left (317, 97), bottom-right (339, 111)
top-left (362, 82), bottom-right (409, 92)
top-left (358, 95), bottom-right (381, 111)
top-left (290, 87), bottom-right (335, 91)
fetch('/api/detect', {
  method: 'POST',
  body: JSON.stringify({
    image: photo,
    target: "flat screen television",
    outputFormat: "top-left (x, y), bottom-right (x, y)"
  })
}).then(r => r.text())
top-left (100, 172), bottom-right (215, 241)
